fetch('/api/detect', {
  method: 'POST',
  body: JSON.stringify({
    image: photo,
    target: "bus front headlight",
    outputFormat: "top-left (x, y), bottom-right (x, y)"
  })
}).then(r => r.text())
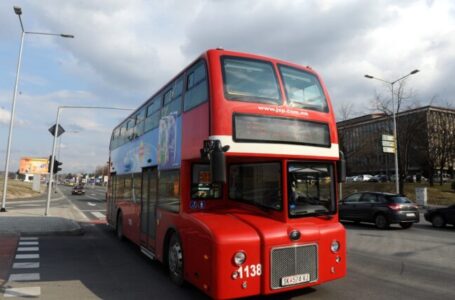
top-left (331, 240), bottom-right (340, 253)
top-left (233, 251), bottom-right (246, 266)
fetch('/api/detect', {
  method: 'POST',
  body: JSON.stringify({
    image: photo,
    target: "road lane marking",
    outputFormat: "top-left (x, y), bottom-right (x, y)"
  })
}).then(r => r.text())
top-left (88, 202), bottom-right (96, 206)
top-left (15, 254), bottom-right (39, 259)
top-left (15, 203), bottom-right (42, 207)
top-left (19, 241), bottom-right (39, 246)
top-left (17, 247), bottom-right (39, 252)
top-left (20, 237), bottom-right (38, 241)
top-left (8, 273), bottom-right (40, 281)
top-left (91, 211), bottom-right (106, 219)
top-left (86, 195), bottom-right (104, 201)
top-left (4, 287), bottom-right (41, 298)
top-left (13, 262), bottom-right (40, 269)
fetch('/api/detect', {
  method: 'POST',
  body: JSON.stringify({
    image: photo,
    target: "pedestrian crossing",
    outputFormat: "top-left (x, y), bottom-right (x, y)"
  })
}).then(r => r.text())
top-left (3, 237), bottom-right (41, 298)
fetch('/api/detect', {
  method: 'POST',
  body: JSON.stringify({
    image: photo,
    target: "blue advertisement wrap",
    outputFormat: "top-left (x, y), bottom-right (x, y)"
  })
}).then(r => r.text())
top-left (110, 114), bottom-right (182, 174)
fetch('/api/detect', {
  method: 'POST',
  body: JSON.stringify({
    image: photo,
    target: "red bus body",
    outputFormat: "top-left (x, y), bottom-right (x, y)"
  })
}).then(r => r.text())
top-left (107, 49), bottom-right (346, 299)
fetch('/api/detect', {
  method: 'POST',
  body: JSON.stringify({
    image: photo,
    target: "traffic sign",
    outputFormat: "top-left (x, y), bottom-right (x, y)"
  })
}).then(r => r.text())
top-left (48, 124), bottom-right (65, 137)
top-left (382, 140), bottom-right (395, 148)
top-left (382, 134), bottom-right (394, 142)
top-left (383, 147), bottom-right (395, 153)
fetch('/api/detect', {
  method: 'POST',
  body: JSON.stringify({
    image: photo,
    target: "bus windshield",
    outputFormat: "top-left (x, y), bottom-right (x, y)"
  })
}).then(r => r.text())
top-left (229, 162), bottom-right (282, 210)
top-left (222, 57), bottom-right (281, 105)
top-left (288, 162), bottom-right (335, 217)
top-left (279, 65), bottom-right (328, 112)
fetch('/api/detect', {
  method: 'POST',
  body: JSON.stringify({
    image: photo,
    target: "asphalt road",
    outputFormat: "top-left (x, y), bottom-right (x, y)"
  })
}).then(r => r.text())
top-left (2, 189), bottom-right (455, 300)
top-left (59, 185), bottom-right (107, 222)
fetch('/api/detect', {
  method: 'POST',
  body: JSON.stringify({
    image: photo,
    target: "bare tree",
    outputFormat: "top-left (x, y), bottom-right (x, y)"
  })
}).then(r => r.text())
top-left (425, 106), bottom-right (455, 185)
top-left (94, 164), bottom-right (109, 177)
top-left (370, 80), bottom-right (421, 194)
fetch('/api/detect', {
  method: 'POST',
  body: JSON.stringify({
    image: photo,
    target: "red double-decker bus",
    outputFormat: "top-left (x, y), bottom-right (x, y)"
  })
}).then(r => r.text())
top-left (107, 49), bottom-right (346, 299)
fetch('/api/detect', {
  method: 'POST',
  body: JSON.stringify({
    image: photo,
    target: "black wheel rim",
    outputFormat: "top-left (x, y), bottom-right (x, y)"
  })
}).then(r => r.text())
top-left (169, 238), bottom-right (183, 278)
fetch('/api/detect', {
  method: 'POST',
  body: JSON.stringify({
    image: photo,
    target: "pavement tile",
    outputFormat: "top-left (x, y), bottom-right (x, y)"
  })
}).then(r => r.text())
top-left (0, 235), bottom-right (19, 285)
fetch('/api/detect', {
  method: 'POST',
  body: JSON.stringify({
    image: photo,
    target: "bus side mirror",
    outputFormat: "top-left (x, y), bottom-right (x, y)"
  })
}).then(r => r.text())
top-left (201, 140), bottom-right (229, 184)
top-left (211, 147), bottom-right (226, 184)
top-left (337, 151), bottom-right (346, 183)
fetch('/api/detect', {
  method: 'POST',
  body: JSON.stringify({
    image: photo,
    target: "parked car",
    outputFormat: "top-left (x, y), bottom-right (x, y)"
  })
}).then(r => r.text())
top-left (424, 205), bottom-right (455, 228)
top-left (368, 175), bottom-right (388, 182)
top-left (353, 174), bottom-right (373, 182)
top-left (72, 185), bottom-right (85, 195)
top-left (339, 192), bottom-right (420, 229)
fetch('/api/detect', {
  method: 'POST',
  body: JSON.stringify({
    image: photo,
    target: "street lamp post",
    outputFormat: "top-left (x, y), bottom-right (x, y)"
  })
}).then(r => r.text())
top-left (1, 6), bottom-right (74, 212)
top-left (45, 106), bottom-right (133, 216)
top-left (364, 69), bottom-right (420, 194)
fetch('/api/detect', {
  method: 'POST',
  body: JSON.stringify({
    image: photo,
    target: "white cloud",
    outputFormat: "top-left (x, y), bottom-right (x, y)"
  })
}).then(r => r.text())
top-left (1, 0), bottom-right (455, 172)
top-left (0, 107), bottom-right (11, 125)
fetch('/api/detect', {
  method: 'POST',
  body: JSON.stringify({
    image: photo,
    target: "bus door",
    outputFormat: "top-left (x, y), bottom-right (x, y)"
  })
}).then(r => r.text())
top-left (140, 167), bottom-right (158, 251)
top-left (108, 173), bottom-right (116, 224)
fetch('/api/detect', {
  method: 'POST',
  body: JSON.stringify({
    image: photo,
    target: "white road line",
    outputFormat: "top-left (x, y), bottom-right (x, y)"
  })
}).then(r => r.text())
top-left (15, 254), bottom-right (39, 259)
top-left (17, 247), bottom-right (39, 252)
top-left (91, 211), bottom-right (106, 219)
top-left (88, 202), bottom-right (96, 206)
top-left (8, 273), bottom-right (40, 281)
top-left (19, 241), bottom-right (39, 246)
top-left (13, 262), bottom-right (40, 269)
top-left (86, 195), bottom-right (103, 201)
top-left (15, 203), bottom-right (42, 207)
top-left (19, 237), bottom-right (38, 241)
top-left (4, 287), bottom-right (41, 298)
top-left (80, 209), bottom-right (106, 212)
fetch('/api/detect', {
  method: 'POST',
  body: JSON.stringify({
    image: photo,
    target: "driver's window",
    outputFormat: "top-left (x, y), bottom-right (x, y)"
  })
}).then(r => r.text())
top-left (191, 164), bottom-right (221, 199)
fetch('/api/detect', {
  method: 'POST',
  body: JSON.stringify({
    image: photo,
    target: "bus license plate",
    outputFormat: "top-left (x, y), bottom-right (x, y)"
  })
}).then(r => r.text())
top-left (406, 213), bottom-right (415, 217)
top-left (281, 273), bottom-right (310, 286)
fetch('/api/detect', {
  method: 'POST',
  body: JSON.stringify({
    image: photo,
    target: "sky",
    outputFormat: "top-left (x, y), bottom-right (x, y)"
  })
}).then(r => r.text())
top-left (1, 0), bottom-right (454, 173)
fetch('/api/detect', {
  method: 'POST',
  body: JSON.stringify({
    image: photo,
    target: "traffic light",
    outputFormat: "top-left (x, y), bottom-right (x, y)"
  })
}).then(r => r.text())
top-left (48, 155), bottom-right (63, 174)
top-left (53, 159), bottom-right (63, 174)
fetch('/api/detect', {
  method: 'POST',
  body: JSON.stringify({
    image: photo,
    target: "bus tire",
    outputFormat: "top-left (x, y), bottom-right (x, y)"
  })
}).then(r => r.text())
top-left (168, 232), bottom-right (184, 286)
top-left (116, 212), bottom-right (124, 240)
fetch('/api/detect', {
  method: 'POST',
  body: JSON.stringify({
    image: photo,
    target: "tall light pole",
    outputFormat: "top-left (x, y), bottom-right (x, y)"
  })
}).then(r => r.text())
top-left (1, 6), bottom-right (74, 212)
top-left (364, 69), bottom-right (420, 194)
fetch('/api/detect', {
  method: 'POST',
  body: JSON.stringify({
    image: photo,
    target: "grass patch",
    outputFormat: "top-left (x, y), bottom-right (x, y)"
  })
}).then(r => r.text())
top-left (0, 178), bottom-right (43, 199)
top-left (341, 182), bottom-right (455, 206)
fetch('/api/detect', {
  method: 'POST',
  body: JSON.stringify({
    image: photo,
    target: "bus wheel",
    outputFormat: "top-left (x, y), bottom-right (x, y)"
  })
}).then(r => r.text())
top-left (116, 213), bottom-right (124, 240)
top-left (168, 233), bottom-right (184, 285)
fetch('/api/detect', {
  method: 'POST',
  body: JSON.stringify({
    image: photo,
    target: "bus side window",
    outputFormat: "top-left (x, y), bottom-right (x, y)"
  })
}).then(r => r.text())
top-left (191, 164), bottom-right (221, 199)
top-left (135, 109), bottom-right (146, 137)
top-left (158, 170), bottom-right (180, 213)
top-left (126, 118), bottom-right (136, 140)
top-left (184, 61), bottom-right (208, 111)
top-left (120, 123), bottom-right (127, 145)
top-left (144, 97), bottom-right (161, 132)
top-left (162, 76), bottom-right (183, 117)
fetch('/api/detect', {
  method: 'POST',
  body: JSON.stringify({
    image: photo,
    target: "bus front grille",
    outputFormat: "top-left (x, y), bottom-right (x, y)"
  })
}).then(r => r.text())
top-left (270, 244), bottom-right (318, 289)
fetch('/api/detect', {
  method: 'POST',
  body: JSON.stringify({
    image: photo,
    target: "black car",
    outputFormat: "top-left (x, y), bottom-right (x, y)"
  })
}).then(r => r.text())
top-left (424, 205), bottom-right (455, 228)
top-left (72, 185), bottom-right (85, 195)
top-left (339, 192), bottom-right (420, 229)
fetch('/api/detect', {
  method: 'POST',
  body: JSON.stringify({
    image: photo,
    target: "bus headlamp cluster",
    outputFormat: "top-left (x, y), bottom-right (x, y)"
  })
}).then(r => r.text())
top-left (330, 240), bottom-right (340, 253)
top-left (233, 251), bottom-right (246, 266)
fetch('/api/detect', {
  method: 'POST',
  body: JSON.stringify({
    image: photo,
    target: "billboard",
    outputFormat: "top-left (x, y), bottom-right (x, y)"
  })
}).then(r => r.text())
top-left (19, 157), bottom-right (49, 175)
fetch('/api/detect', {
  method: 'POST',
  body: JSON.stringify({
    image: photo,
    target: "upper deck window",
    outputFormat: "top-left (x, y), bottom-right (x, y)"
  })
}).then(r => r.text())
top-left (279, 65), bottom-right (328, 112)
top-left (184, 60), bottom-right (208, 111)
top-left (222, 57), bottom-right (281, 105)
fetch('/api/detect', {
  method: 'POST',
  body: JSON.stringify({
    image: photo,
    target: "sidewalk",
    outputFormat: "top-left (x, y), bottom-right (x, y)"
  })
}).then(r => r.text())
top-left (0, 188), bottom-right (85, 236)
